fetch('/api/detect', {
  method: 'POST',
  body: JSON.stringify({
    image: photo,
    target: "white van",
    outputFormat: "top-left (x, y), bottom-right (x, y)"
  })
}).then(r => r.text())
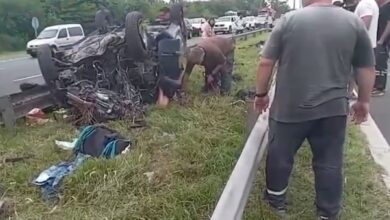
top-left (26, 24), bottom-right (84, 57)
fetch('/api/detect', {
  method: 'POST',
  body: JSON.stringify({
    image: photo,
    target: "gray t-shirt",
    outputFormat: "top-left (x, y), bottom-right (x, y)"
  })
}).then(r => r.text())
top-left (262, 6), bottom-right (375, 123)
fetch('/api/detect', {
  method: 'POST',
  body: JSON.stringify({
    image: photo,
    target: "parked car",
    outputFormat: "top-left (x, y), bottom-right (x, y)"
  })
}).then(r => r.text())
top-left (255, 15), bottom-right (273, 29)
top-left (184, 18), bottom-right (193, 39)
top-left (214, 16), bottom-right (245, 34)
top-left (189, 17), bottom-right (206, 37)
top-left (26, 24), bottom-right (84, 58)
top-left (243, 16), bottom-right (256, 30)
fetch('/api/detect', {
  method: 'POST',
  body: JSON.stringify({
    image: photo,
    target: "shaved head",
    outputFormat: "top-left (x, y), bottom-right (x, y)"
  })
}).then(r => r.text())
top-left (187, 46), bottom-right (205, 65)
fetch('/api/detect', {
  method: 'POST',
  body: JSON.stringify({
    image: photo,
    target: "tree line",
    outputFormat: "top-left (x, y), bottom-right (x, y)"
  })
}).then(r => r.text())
top-left (0, 0), bottom-right (289, 52)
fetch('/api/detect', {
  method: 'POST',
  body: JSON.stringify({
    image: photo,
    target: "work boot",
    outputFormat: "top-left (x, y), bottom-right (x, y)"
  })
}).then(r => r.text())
top-left (263, 190), bottom-right (288, 218)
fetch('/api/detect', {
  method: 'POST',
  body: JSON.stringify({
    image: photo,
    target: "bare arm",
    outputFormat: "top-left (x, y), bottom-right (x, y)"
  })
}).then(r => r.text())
top-left (350, 19), bottom-right (376, 123)
top-left (211, 62), bottom-right (226, 76)
top-left (378, 21), bottom-right (390, 45)
top-left (255, 16), bottom-right (285, 94)
top-left (255, 58), bottom-right (275, 94)
top-left (355, 67), bottom-right (375, 102)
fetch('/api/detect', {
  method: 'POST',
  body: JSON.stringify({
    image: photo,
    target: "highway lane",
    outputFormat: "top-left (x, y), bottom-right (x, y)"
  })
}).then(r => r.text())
top-left (0, 35), bottom-right (229, 97)
top-left (370, 78), bottom-right (390, 144)
top-left (0, 57), bottom-right (43, 96)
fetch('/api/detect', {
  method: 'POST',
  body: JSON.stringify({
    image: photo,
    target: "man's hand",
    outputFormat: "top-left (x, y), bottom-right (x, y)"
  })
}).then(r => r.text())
top-left (350, 101), bottom-right (369, 124)
top-left (207, 74), bottom-right (214, 85)
top-left (254, 95), bottom-right (270, 113)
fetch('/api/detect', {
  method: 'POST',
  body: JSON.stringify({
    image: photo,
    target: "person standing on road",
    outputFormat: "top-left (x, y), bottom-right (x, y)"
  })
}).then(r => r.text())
top-left (348, 0), bottom-right (379, 98)
top-left (372, 0), bottom-right (390, 95)
top-left (184, 36), bottom-right (235, 94)
top-left (201, 18), bottom-right (216, 38)
top-left (254, 0), bottom-right (375, 219)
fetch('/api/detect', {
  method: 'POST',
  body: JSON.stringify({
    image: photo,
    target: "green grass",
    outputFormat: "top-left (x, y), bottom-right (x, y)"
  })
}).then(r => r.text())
top-left (1, 34), bottom-right (390, 220)
top-left (0, 51), bottom-right (27, 60)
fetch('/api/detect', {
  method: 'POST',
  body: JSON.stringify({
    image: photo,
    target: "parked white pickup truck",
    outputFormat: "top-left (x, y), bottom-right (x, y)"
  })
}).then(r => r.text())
top-left (26, 24), bottom-right (85, 58)
top-left (214, 16), bottom-right (245, 35)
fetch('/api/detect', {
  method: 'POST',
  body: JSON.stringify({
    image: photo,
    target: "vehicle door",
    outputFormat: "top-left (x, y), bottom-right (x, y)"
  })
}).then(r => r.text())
top-left (67, 26), bottom-right (84, 44)
top-left (54, 28), bottom-right (70, 46)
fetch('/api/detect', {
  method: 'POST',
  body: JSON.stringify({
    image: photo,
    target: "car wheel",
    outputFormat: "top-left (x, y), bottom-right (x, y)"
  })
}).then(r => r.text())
top-left (188, 31), bottom-right (192, 39)
top-left (30, 53), bottom-right (37, 58)
top-left (125, 11), bottom-right (148, 61)
top-left (228, 26), bottom-right (233, 34)
top-left (37, 45), bottom-right (58, 87)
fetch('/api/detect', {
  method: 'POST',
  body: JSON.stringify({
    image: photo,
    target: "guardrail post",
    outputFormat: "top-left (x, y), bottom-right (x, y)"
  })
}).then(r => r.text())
top-left (0, 96), bottom-right (16, 131)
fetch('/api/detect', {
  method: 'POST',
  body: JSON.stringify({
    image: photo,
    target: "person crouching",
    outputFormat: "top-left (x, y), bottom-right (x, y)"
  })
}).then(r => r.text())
top-left (184, 36), bottom-right (235, 94)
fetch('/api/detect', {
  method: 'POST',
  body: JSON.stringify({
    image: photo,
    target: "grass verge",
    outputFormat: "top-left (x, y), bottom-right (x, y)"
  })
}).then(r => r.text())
top-left (1, 34), bottom-right (389, 220)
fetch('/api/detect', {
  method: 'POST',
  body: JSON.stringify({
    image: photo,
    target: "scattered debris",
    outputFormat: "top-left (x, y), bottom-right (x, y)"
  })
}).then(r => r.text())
top-left (235, 89), bottom-right (256, 101)
top-left (26, 108), bottom-right (49, 125)
top-left (33, 125), bottom-right (132, 204)
top-left (144, 172), bottom-right (155, 183)
top-left (55, 139), bottom-right (77, 151)
top-left (3, 154), bottom-right (33, 163)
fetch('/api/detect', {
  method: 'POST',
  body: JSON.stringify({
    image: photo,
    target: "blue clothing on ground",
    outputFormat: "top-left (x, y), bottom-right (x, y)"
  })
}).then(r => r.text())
top-left (33, 153), bottom-right (89, 203)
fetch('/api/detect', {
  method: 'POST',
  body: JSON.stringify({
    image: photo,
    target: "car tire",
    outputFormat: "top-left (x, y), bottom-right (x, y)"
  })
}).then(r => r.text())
top-left (37, 45), bottom-right (58, 87)
top-left (30, 53), bottom-right (37, 58)
top-left (125, 11), bottom-right (148, 61)
top-left (228, 26), bottom-right (233, 34)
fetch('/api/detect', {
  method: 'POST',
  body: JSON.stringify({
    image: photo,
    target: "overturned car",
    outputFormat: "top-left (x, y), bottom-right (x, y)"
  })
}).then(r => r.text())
top-left (37, 5), bottom-right (187, 125)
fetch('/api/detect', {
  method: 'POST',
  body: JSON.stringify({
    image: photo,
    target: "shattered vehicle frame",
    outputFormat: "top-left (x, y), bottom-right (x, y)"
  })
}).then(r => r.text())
top-left (37, 4), bottom-right (187, 125)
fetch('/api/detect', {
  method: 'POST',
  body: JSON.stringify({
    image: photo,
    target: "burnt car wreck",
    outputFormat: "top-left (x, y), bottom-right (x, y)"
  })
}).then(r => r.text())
top-left (37, 5), bottom-right (186, 125)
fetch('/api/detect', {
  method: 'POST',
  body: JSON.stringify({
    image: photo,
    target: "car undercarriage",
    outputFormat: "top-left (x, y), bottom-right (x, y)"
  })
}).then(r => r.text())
top-left (37, 5), bottom-right (187, 125)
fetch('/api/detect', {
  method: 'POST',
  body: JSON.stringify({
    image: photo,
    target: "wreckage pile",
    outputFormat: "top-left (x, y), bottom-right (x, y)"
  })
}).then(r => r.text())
top-left (37, 5), bottom-right (186, 125)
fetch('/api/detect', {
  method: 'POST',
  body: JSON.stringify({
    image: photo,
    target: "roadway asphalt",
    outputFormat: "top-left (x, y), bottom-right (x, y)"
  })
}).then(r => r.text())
top-left (370, 82), bottom-right (390, 144)
top-left (0, 57), bottom-right (43, 96)
top-left (0, 35), bottom-right (224, 97)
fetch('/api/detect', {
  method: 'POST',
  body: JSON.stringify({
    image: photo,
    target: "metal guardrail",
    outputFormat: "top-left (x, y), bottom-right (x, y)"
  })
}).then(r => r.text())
top-left (211, 83), bottom-right (275, 220)
top-left (0, 28), bottom-right (270, 131)
top-left (211, 60), bottom-right (276, 219)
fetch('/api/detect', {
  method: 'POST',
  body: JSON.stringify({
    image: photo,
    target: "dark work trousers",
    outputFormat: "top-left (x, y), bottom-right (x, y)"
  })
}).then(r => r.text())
top-left (220, 50), bottom-right (235, 94)
top-left (374, 45), bottom-right (389, 91)
top-left (266, 116), bottom-right (347, 217)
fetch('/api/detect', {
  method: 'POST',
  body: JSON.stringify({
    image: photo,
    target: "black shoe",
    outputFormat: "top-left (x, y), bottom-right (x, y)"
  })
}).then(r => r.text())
top-left (263, 190), bottom-right (288, 218)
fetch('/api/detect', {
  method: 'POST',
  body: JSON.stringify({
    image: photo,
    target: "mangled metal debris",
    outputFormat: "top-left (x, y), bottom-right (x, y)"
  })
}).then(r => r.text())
top-left (37, 4), bottom-right (187, 125)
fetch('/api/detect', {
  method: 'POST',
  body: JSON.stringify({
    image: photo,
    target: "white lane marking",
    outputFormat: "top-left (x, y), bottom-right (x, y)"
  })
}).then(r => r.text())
top-left (0, 56), bottom-right (29, 63)
top-left (13, 74), bottom-right (42, 82)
